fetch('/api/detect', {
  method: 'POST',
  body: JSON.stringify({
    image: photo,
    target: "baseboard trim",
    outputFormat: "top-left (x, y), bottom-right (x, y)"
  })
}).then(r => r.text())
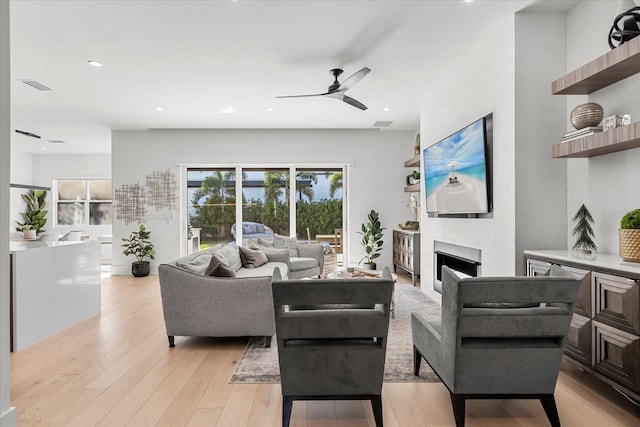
top-left (0, 406), bottom-right (17, 427)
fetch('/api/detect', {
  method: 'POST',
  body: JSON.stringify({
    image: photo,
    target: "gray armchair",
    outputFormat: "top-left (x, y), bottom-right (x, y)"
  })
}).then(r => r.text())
top-left (411, 265), bottom-right (580, 427)
top-left (272, 269), bottom-right (394, 427)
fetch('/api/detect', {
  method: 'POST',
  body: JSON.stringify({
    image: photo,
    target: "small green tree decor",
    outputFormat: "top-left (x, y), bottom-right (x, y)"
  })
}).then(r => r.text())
top-left (359, 209), bottom-right (385, 269)
top-left (122, 224), bottom-right (156, 277)
top-left (572, 204), bottom-right (597, 254)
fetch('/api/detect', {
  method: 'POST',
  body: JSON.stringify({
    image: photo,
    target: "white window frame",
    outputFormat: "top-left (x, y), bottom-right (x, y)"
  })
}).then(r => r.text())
top-left (53, 178), bottom-right (113, 227)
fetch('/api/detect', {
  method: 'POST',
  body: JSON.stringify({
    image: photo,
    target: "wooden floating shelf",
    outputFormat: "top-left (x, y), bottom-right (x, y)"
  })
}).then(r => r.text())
top-left (404, 155), bottom-right (420, 168)
top-left (552, 122), bottom-right (640, 158)
top-left (404, 183), bottom-right (420, 192)
top-left (552, 36), bottom-right (640, 95)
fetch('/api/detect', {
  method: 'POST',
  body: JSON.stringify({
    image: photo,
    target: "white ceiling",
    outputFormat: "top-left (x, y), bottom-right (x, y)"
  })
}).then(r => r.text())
top-left (10, 0), bottom-right (575, 154)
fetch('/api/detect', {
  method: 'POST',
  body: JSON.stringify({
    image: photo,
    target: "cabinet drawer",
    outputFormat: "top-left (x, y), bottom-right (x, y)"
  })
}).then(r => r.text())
top-left (526, 259), bottom-right (550, 276)
top-left (565, 314), bottom-right (591, 366)
top-left (561, 266), bottom-right (591, 318)
top-left (593, 272), bottom-right (640, 335)
top-left (593, 321), bottom-right (640, 392)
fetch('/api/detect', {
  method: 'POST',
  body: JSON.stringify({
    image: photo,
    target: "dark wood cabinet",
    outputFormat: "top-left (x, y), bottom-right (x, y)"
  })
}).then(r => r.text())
top-left (524, 250), bottom-right (640, 401)
top-left (393, 229), bottom-right (420, 286)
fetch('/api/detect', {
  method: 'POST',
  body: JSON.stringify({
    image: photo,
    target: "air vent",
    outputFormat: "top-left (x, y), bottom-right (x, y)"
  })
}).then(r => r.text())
top-left (47, 140), bottom-right (67, 144)
top-left (373, 120), bottom-right (394, 127)
top-left (19, 79), bottom-right (53, 91)
top-left (15, 129), bottom-right (41, 139)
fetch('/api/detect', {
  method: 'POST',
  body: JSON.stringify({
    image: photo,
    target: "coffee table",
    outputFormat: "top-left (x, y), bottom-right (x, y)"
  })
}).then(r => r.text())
top-left (326, 269), bottom-right (397, 317)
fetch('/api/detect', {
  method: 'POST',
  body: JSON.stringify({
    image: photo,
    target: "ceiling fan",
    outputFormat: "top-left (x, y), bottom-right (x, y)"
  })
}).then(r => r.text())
top-left (277, 67), bottom-right (371, 110)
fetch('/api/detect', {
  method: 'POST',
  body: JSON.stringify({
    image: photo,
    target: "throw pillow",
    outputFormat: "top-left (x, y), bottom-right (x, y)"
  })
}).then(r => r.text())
top-left (207, 263), bottom-right (237, 277)
top-left (204, 253), bottom-right (229, 276)
top-left (273, 234), bottom-right (298, 257)
top-left (257, 237), bottom-right (274, 247)
top-left (176, 253), bottom-right (213, 275)
top-left (238, 245), bottom-right (269, 268)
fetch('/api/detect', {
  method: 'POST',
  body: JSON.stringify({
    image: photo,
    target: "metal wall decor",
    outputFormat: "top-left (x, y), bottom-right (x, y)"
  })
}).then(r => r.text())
top-left (113, 169), bottom-right (178, 224)
top-left (146, 169), bottom-right (178, 211)
top-left (114, 183), bottom-right (146, 225)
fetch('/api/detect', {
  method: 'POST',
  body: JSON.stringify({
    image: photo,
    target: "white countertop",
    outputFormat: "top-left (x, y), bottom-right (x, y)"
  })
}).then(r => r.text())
top-left (10, 239), bottom-right (86, 252)
top-left (524, 249), bottom-right (640, 276)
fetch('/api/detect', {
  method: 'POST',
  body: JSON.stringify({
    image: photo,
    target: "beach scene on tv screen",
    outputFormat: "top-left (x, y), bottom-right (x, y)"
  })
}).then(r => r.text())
top-left (423, 118), bottom-right (488, 213)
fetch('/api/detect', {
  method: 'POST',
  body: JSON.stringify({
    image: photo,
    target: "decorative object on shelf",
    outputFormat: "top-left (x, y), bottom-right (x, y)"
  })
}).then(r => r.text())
top-left (572, 204), bottom-right (597, 254)
top-left (608, 2), bottom-right (640, 49)
top-left (398, 221), bottom-right (419, 231)
top-left (414, 133), bottom-right (421, 156)
top-left (358, 209), bottom-right (385, 270)
top-left (122, 224), bottom-right (156, 277)
top-left (15, 189), bottom-right (48, 240)
top-left (570, 102), bottom-right (604, 130)
top-left (561, 126), bottom-right (603, 143)
top-left (603, 114), bottom-right (632, 131)
top-left (619, 208), bottom-right (640, 262)
top-left (407, 170), bottom-right (421, 185)
top-left (408, 193), bottom-right (420, 223)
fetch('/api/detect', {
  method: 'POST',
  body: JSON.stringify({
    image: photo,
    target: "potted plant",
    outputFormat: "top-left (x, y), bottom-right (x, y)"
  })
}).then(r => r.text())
top-left (619, 209), bottom-right (640, 262)
top-left (572, 204), bottom-right (597, 254)
top-left (122, 224), bottom-right (156, 277)
top-left (358, 209), bottom-right (385, 270)
top-left (15, 189), bottom-right (48, 240)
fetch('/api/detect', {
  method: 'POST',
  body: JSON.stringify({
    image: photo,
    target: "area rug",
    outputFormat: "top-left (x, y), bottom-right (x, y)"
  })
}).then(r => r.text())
top-left (229, 284), bottom-right (441, 383)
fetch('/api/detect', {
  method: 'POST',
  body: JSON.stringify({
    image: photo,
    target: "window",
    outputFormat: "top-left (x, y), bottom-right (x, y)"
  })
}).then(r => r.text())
top-left (55, 179), bottom-right (112, 226)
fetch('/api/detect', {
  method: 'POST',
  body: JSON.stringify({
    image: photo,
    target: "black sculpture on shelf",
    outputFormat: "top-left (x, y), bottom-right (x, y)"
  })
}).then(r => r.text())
top-left (609, 6), bottom-right (640, 49)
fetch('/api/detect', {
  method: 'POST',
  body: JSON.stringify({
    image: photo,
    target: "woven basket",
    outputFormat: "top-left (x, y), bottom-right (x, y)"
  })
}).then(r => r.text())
top-left (619, 229), bottom-right (640, 262)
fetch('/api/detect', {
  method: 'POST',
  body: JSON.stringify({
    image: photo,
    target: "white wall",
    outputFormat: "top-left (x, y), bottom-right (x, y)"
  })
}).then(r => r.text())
top-left (566, 1), bottom-right (640, 254)
top-left (111, 129), bottom-right (414, 275)
top-left (0, 0), bottom-right (16, 423)
top-left (9, 152), bottom-right (111, 240)
top-left (419, 11), bottom-right (518, 302)
top-left (419, 9), bottom-right (569, 302)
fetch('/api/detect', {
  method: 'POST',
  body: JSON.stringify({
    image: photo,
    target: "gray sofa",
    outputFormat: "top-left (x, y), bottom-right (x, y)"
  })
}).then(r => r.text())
top-left (158, 243), bottom-right (288, 348)
top-left (158, 241), bottom-right (323, 348)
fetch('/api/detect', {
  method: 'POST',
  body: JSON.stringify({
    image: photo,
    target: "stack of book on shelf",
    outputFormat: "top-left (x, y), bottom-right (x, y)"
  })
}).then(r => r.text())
top-left (561, 126), bottom-right (602, 142)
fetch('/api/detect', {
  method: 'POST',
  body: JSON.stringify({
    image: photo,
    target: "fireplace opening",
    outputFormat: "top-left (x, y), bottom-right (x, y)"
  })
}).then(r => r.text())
top-left (433, 241), bottom-right (482, 293)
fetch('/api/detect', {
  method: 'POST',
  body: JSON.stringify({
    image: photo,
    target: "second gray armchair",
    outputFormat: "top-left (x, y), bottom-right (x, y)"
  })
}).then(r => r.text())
top-left (411, 265), bottom-right (580, 427)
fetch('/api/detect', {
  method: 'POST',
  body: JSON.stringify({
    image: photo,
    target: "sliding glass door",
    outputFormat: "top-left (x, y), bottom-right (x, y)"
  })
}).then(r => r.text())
top-left (186, 166), bottom-right (344, 253)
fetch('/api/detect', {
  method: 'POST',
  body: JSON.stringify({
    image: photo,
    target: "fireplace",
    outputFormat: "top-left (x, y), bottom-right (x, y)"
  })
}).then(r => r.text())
top-left (433, 241), bottom-right (482, 293)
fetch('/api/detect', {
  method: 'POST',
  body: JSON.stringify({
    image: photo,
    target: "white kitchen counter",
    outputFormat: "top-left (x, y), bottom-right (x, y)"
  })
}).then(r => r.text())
top-left (9, 239), bottom-right (101, 351)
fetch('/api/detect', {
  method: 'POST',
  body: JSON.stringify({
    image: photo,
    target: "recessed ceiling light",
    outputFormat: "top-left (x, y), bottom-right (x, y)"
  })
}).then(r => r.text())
top-left (40, 146), bottom-right (47, 150)
top-left (87, 60), bottom-right (104, 67)
top-left (220, 106), bottom-right (236, 114)
top-left (155, 106), bottom-right (164, 111)
top-left (265, 107), bottom-right (275, 112)
top-left (462, 0), bottom-right (475, 3)
top-left (382, 107), bottom-right (391, 112)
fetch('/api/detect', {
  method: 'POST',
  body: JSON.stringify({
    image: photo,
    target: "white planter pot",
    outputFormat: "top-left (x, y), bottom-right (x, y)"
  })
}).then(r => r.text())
top-left (23, 230), bottom-right (36, 240)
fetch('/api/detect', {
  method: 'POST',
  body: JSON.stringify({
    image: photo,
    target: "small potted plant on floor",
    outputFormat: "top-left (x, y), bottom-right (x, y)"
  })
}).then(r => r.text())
top-left (122, 224), bottom-right (156, 277)
top-left (619, 209), bottom-right (640, 262)
top-left (15, 189), bottom-right (48, 240)
top-left (359, 209), bottom-right (385, 270)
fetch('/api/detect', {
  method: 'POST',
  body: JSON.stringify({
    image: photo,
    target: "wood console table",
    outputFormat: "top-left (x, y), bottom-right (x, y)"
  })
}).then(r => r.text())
top-left (524, 250), bottom-right (640, 402)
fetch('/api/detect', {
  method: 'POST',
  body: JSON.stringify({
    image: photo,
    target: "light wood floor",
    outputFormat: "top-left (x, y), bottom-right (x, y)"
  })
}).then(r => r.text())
top-left (10, 270), bottom-right (640, 426)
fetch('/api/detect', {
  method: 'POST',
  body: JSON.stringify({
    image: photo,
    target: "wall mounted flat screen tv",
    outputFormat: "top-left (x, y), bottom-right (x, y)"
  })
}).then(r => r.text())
top-left (423, 116), bottom-right (491, 214)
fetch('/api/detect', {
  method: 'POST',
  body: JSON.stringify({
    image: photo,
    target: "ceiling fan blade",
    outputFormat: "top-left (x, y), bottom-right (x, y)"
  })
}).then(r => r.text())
top-left (276, 92), bottom-right (327, 98)
top-left (342, 95), bottom-right (368, 110)
top-left (338, 67), bottom-right (371, 91)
